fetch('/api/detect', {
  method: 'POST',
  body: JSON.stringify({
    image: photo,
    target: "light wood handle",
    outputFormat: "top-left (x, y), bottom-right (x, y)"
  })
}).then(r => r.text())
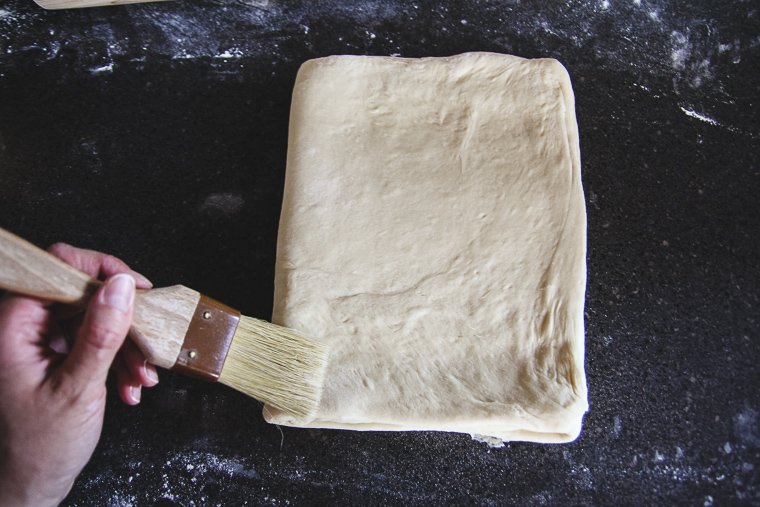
top-left (0, 228), bottom-right (198, 369)
top-left (33, 0), bottom-right (169, 10)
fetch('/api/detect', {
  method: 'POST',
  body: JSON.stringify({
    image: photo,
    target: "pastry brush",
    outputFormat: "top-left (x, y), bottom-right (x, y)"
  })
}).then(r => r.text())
top-left (0, 227), bottom-right (327, 419)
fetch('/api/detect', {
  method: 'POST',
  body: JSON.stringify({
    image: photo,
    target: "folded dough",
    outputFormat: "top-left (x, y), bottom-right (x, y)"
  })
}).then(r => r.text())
top-left (267, 52), bottom-right (588, 443)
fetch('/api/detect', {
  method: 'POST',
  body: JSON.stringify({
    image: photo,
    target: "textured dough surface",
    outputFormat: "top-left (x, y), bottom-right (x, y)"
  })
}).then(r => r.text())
top-left (267, 52), bottom-right (588, 443)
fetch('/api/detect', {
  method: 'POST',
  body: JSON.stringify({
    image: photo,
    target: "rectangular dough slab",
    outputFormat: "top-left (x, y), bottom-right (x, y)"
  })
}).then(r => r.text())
top-left (267, 52), bottom-right (588, 443)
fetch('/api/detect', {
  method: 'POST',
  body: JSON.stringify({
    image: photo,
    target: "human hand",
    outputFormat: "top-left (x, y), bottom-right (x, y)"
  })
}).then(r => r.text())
top-left (0, 243), bottom-right (157, 506)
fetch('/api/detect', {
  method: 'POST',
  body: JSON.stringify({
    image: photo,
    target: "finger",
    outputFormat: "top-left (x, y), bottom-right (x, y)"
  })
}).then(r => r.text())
top-left (60, 274), bottom-right (135, 391)
top-left (114, 355), bottom-right (141, 405)
top-left (48, 334), bottom-right (71, 355)
top-left (99, 256), bottom-right (153, 290)
top-left (0, 295), bottom-right (52, 354)
top-left (120, 339), bottom-right (159, 387)
top-left (47, 242), bottom-right (153, 289)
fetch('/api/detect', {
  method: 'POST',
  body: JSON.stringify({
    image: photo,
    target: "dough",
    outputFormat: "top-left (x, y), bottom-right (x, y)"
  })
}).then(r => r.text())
top-left (267, 52), bottom-right (588, 443)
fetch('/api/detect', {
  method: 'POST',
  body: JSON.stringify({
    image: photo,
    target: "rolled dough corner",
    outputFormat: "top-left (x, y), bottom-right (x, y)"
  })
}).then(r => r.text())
top-left (267, 52), bottom-right (588, 444)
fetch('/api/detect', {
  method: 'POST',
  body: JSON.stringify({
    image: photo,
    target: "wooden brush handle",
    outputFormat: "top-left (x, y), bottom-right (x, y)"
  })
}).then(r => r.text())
top-left (0, 228), bottom-right (198, 369)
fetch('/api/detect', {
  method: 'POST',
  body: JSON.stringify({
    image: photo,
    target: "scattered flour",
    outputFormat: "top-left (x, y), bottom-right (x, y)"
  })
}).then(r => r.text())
top-left (75, 450), bottom-right (262, 505)
top-left (679, 105), bottom-right (754, 137)
top-left (216, 47), bottom-right (245, 59)
top-left (734, 406), bottom-right (760, 447)
top-left (611, 415), bottom-right (623, 438)
top-left (90, 62), bottom-right (114, 74)
top-left (470, 433), bottom-right (505, 448)
top-left (199, 192), bottom-right (246, 217)
top-left (679, 106), bottom-right (720, 127)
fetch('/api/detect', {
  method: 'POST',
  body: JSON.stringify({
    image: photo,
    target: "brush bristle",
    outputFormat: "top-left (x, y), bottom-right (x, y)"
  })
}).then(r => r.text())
top-left (217, 316), bottom-right (328, 419)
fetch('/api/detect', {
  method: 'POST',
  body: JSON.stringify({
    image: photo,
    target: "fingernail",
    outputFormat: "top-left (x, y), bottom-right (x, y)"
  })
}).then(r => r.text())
top-left (102, 274), bottom-right (135, 312)
top-left (130, 385), bottom-right (141, 404)
top-left (144, 364), bottom-right (159, 385)
top-left (132, 271), bottom-right (153, 289)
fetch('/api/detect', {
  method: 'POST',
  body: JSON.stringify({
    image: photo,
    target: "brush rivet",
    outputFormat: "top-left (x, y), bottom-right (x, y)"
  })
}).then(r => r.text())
top-left (188, 350), bottom-right (197, 359)
top-left (202, 311), bottom-right (212, 320)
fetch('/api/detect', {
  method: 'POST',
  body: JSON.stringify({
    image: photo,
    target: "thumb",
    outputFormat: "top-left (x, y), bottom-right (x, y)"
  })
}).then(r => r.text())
top-left (62, 274), bottom-right (135, 390)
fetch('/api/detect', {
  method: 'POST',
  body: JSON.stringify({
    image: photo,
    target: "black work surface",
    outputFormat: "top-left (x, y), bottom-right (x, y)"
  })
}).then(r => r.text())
top-left (1, 0), bottom-right (759, 505)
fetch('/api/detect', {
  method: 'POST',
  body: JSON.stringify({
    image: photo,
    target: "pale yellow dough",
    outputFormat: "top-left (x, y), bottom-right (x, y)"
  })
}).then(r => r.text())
top-left (267, 52), bottom-right (588, 443)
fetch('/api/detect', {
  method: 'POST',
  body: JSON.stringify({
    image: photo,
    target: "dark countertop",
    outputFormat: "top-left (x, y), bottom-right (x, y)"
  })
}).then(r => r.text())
top-left (1, 0), bottom-right (758, 504)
